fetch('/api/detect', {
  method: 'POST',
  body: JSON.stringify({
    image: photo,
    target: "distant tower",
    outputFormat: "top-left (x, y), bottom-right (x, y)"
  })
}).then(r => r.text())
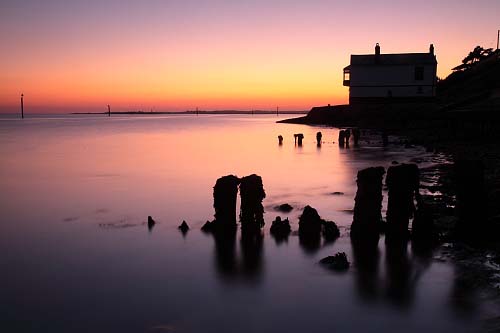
top-left (375, 43), bottom-right (380, 55)
top-left (107, 104), bottom-right (111, 117)
top-left (20, 93), bottom-right (24, 119)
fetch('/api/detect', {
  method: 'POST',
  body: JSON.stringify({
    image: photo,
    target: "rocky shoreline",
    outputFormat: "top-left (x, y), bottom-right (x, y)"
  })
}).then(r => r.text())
top-left (280, 112), bottom-right (500, 309)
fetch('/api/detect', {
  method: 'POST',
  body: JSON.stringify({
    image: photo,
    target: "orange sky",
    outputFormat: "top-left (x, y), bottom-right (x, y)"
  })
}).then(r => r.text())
top-left (1, 0), bottom-right (499, 113)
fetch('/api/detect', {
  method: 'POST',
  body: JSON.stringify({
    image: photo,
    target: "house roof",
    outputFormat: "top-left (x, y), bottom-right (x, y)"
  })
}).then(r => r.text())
top-left (350, 53), bottom-right (437, 66)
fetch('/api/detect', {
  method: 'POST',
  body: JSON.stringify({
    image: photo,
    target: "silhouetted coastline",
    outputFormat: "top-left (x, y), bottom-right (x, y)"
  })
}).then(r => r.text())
top-left (72, 110), bottom-right (308, 115)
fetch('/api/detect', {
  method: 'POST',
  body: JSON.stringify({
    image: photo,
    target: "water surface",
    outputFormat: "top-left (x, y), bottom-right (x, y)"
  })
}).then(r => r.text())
top-left (0, 114), bottom-right (488, 332)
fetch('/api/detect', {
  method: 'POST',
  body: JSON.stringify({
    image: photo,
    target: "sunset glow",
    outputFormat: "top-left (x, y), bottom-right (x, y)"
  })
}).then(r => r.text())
top-left (1, 0), bottom-right (498, 113)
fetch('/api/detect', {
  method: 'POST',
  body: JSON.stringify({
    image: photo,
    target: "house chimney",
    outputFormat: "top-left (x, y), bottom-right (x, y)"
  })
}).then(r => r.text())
top-left (375, 43), bottom-right (380, 55)
top-left (429, 44), bottom-right (434, 55)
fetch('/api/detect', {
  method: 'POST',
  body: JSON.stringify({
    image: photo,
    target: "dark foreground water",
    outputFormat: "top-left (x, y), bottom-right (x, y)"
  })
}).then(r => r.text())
top-left (0, 114), bottom-right (493, 332)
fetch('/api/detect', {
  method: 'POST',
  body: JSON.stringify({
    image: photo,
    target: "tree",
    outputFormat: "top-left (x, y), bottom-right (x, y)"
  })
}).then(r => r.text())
top-left (452, 46), bottom-right (494, 72)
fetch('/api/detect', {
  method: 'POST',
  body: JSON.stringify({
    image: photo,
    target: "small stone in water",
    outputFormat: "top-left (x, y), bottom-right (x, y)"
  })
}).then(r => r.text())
top-left (319, 252), bottom-right (350, 271)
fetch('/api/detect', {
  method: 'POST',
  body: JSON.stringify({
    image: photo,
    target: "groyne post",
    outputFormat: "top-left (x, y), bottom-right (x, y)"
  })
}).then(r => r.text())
top-left (338, 130), bottom-right (346, 147)
top-left (239, 174), bottom-right (266, 232)
top-left (316, 132), bottom-right (322, 145)
top-left (213, 175), bottom-right (241, 230)
top-left (385, 164), bottom-right (419, 242)
top-left (351, 167), bottom-right (386, 241)
top-left (454, 159), bottom-right (486, 241)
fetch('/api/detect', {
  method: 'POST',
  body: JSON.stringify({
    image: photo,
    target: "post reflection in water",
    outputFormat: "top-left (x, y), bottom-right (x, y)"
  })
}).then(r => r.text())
top-left (210, 229), bottom-right (264, 283)
top-left (351, 236), bottom-right (381, 302)
top-left (298, 231), bottom-right (322, 254)
top-left (351, 235), bottom-right (439, 308)
top-left (385, 239), bottom-right (414, 307)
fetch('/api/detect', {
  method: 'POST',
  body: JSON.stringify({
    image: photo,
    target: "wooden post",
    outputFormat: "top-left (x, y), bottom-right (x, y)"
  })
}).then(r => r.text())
top-left (20, 94), bottom-right (24, 119)
top-left (276, 106), bottom-right (279, 116)
top-left (107, 104), bottom-right (111, 117)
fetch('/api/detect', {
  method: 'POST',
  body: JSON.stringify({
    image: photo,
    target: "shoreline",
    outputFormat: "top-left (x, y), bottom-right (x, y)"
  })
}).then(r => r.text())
top-left (283, 107), bottom-right (500, 301)
top-left (72, 110), bottom-right (308, 115)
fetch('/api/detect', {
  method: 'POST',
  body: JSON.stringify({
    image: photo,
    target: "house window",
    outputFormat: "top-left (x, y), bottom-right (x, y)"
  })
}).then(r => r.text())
top-left (343, 67), bottom-right (351, 86)
top-left (415, 66), bottom-right (424, 80)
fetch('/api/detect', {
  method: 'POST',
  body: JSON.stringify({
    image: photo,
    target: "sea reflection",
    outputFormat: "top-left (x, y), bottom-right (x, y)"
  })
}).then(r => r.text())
top-left (0, 114), bottom-right (489, 332)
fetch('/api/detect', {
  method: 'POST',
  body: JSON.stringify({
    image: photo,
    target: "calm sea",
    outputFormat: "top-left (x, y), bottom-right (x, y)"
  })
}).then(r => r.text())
top-left (0, 114), bottom-right (490, 332)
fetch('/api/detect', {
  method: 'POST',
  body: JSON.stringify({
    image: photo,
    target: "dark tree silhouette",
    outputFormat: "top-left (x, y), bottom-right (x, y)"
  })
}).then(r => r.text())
top-left (452, 45), bottom-right (495, 72)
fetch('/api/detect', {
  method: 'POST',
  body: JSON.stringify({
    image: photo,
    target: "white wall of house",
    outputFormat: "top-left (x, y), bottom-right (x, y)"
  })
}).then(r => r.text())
top-left (349, 64), bottom-right (436, 98)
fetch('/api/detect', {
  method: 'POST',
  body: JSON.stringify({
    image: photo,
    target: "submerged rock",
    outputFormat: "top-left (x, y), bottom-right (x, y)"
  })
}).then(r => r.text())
top-left (178, 220), bottom-right (189, 233)
top-left (147, 216), bottom-right (156, 229)
top-left (201, 220), bottom-right (214, 233)
top-left (270, 216), bottom-right (291, 241)
top-left (322, 220), bottom-right (340, 241)
top-left (275, 203), bottom-right (293, 212)
top-left (298, 205), bottom-right (323, 236)
top-left (319, 252), bottom-right (350, 271)
top-left (299, 205), bottom-right (340, 244)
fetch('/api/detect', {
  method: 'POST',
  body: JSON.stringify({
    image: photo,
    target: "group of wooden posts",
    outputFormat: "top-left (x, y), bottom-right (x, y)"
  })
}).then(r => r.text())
top-left (351, 163), bottom-right (435, 245)
top-left (203, 157), bottom-right (485, 248)
top-left (204, 162), bottom-right (437, 247)
top-left (202, 174), bottom-right (266, 234)
top-left (278, 129), bottom-right (362, 147)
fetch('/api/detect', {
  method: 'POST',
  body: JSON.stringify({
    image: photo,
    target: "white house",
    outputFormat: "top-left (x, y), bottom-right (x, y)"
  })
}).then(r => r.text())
top-left (343, 44), bottom-right (437, 104)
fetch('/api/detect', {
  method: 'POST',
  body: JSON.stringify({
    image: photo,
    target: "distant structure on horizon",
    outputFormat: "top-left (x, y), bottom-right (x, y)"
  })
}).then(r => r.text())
top-left (343, 43), bottom-right (437, 104)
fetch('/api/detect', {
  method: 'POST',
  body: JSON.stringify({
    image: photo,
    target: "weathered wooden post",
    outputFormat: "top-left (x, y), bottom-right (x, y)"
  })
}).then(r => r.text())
top-left (294, 133), bottom-right (304, 146)
top-left (345, 129), bottom-right (351, 148)
top-left (338, 130), bottom-right (345, 147)
top-left (352, 128), bottom-right (360, 146)
top-left (316, 131), bottom-right (322, 145)
top-left (385, 164), bottom-right (419, 242)
top-left (454, 159), bottom-right (486, 241)
top-left (239, 174), bottom-right (266, 232)
top-left (107, 104), bottom-right (111, 117)
top-left (351, 167), bottom-right (386, 241)
top-left (213, 175), bottom-right (241, 231)
top-left (297, 133), bottom-right (304, 146)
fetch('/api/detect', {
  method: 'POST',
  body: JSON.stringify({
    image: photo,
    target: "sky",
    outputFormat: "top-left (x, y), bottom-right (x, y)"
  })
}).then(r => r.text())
top-left (0, 0), bottom-right (499, 113)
